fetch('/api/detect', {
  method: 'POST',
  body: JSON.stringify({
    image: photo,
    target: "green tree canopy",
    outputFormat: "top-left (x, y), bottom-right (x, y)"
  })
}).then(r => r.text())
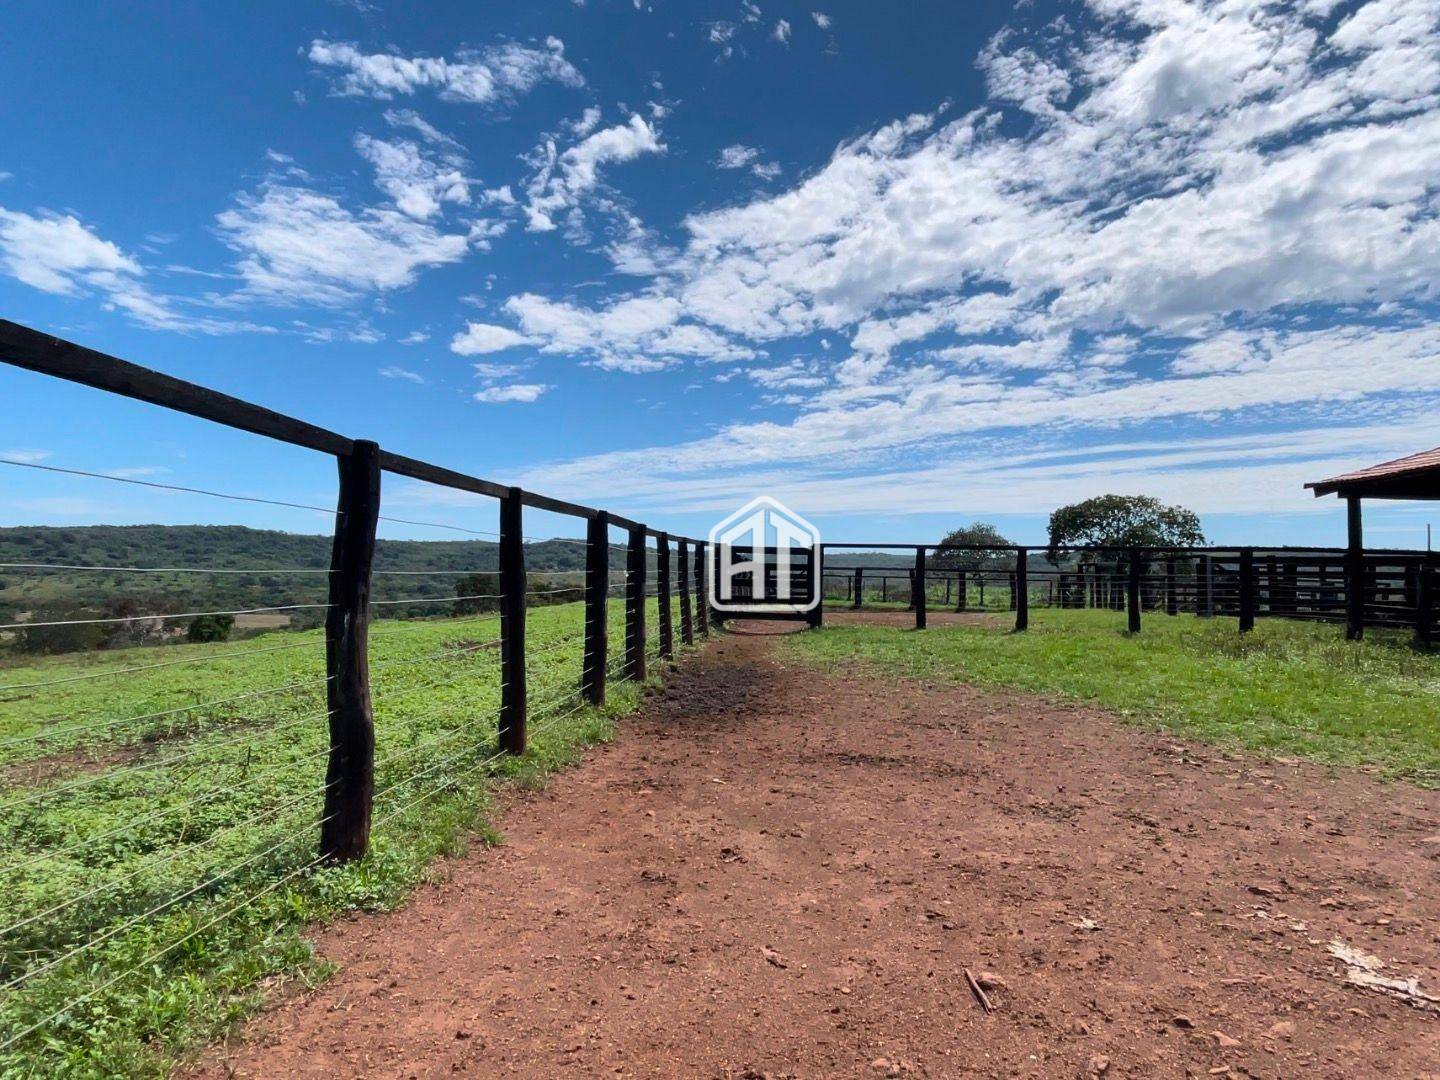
top-left (187, 613), bottom-right (235, 643)
top-left (1047, 495), bottom-right (1205, 559)
top-left (932, 522), bottom-right (1015, 571)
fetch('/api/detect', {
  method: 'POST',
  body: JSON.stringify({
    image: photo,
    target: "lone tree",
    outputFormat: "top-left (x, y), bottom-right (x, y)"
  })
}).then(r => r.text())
top-left (1047, 495), bottom-right (1204, 559)
top-left (931, 522), bottom-right (1016, 570)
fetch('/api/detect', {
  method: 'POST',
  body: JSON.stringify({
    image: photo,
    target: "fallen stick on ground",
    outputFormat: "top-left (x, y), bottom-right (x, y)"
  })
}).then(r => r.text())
top-left (965, 967), bottom-right (995, 1012)
top-left (1328, 940), bottom-right (1440, 1013)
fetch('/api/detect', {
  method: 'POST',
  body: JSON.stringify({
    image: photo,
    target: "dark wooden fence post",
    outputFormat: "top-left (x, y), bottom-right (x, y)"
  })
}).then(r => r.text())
top-left (1165, 557), bottom-right (1178, 615)
top-left (852, 566), bottom-right (863, 609)
top-left (956, 570), bottom-right (967, 612)
top-left (498, 486), bottom-right (527, 754)
top-left (914, 547), bottom-right (927, 630)
top-left (320, 439), bottom-right (380, 864)
top-left (807, 545), bottom-right (823, 628)
top-left (581, 511), bottom-right (608, 707)
top-left (695, 540), bottom-right (710, 637)
top-left (1416, 557), bottom-right (1434, 650)
top-left (1345, 496), bottom-right (1365, 640)
top-left (657, 532), bottom-right (673, 660)
top-left (1239, 548), bottom-right (1256, 633)
top-left (678, 539), bottom-right (694, 646)
top-left (1014, 547), bottom-right (1029, 631)
top-left (1127, 552), bottom-right (1142, 633)
top-left (625, 525), bottom-right (647, 680)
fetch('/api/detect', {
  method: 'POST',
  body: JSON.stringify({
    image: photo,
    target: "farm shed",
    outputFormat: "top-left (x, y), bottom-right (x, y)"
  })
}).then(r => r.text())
top-left (1307, 445), bottom-right (1440, 639)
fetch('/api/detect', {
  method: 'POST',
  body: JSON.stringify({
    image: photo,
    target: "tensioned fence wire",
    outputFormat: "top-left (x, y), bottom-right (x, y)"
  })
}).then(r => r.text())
top-left (0, 511), bottom-right (679, 1058)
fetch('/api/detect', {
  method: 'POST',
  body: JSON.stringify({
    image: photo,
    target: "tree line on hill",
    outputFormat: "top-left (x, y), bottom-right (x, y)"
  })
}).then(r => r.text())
top-left (0, 497), bottom-right (1204, 656)
top-left (0, 525), bottom-right (615, 656)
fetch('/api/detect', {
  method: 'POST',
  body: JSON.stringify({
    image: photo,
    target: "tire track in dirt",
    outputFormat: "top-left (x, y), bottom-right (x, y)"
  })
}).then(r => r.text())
top-left (191, 625), bottom-right (1440, 1078)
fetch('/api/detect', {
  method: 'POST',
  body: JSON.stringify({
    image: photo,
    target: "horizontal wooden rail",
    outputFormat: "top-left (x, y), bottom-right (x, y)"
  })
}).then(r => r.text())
top-left (0, 319), bottom-right (353, 456)
top-left (0, 318), bottom-right (682, 537)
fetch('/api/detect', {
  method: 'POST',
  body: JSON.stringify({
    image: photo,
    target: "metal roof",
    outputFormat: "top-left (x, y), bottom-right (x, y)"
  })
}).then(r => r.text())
top-left (1307, 446), bottom-right (1440, 499)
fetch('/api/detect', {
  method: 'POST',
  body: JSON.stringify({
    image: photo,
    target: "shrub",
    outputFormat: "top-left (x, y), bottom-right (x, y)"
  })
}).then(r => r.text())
top-left (187, 613), bottom-right (235, 643)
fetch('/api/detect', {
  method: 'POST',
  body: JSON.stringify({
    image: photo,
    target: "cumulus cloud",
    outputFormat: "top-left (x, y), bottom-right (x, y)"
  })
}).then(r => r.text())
top-left (716, 144), bottom-right (760, 170)
top-left (379, 365), bottom-right (425, 382)
top-left (716, 144), bottom-right (781, 180)
top-left (474, 382), bottom-right (548, 403)
top-left (523, 113), bottom-right (664, 232)
top-left (0, 207), bottom-right (263, 334)
top-left (450, 321), bottom-right (532, 355)
top-left (354, 133), bottom-right (470, 219)
top-left (489, 0), bottom-right (1440, 514)
top-left (499, 292), bottom-right (757, 371)
top-left (0, 207), bottom-right (140, 295)
top-left (308, 36), bottom-right (583, 105)
top-left (215, 183), bottom-right (470, 306)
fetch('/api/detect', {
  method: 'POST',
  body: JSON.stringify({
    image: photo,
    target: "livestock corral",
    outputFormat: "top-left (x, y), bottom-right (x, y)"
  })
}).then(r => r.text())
top-left (1, 321), bottom-right (1437, 1078)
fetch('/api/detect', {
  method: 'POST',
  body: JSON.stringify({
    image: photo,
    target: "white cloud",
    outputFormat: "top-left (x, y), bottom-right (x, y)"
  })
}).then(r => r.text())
top-left (811, 11), bottom-right (831, 29)
top-left (0, 206), bottom-right (266, 334)
top-left (381, 108), bottom-right (458, 146)
top-left (215, 183), bottom-right (470, 305)
top-left (474, 382), bottom-right (548, 403)
top-left (450, 321), bottom-right (532, 354)
top-left (569, 106), bottom-right (603, 138)
top-left (354, 133), bottom-right (470, 219)
top-left (1, 449), bottom-right (51, 464)
top-left (978, 32), bottom-right (1071, 117)
top-left (773, 19), bottom-right (791, 44)
top-left (716, 144), bottom-right (760, 170)
top-left (400, 330), bottom-right (430, 344)
top-left (716, 144), bottom-right (781, 180)
top-left (308, 36), bottom-right (582, 105)
top-left (500, 292), bottom-right (757, 370)
top-left (379, 365), bottom-right (425, 383)
top-left (523, 114), bottom-right (664, 232)
top-left (0, 207), bottom-right (140, 295)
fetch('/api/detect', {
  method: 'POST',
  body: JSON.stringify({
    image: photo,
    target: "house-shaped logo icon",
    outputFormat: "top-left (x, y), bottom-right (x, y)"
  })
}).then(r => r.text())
top-left (707, 496), bottom-right (821, 612)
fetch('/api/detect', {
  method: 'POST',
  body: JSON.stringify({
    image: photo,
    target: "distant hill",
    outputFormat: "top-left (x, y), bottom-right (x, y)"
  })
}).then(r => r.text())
top-left (0, 524), bottom-right (622, 625)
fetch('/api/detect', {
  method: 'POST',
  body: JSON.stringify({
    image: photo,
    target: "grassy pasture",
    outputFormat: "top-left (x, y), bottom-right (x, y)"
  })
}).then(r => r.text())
top-left (785, 607), bottom-right (1440, 787)
top-left (0, 596), bottom-right (679, 1078)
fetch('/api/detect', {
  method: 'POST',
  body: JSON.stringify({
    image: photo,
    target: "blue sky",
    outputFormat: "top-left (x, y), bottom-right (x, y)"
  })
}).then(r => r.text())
top-left (2, 0), bottom-right (1439, 548)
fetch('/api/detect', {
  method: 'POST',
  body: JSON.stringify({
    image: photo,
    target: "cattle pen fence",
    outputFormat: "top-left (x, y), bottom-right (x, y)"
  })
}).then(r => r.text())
top-left (0, 318), bottom-right (1434, 1063)
top-left (817, 543), bottom-right (1436, 644)
top-left (0, 319), bottom-right (718, 1057)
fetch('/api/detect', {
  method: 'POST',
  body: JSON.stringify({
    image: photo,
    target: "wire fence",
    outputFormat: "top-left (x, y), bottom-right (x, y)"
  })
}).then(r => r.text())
top-left (0, 320), bottom-right (716, 1065)
top-left (817, 544), bottom-right (1438, 642)
top-left (4, 317), bottom-right (1428, 1067)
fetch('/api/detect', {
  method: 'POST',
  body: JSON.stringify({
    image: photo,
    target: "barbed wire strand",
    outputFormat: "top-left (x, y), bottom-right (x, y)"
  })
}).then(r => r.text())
top-left (1, 602), bottom-right (334, 631)
top-left (0, 458), bottom-right (338, 516)
top-left (0, 832), bottom-right (336, 1053)
top-left (0, 675), bottom-right (332, 754)
top-left (0, 694), bottom-right (334, 814)
top-left (0, 639), bottom-right (322, 694)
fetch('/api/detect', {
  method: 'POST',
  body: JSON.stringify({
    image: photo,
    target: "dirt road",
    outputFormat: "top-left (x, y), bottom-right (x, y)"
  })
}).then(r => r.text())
top-left (193, 623), bottom-right (1440, 1078)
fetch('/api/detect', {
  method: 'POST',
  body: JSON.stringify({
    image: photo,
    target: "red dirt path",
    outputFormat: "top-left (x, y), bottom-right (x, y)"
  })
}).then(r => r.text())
top-left (192, 623), bottom-right (1440, 1079)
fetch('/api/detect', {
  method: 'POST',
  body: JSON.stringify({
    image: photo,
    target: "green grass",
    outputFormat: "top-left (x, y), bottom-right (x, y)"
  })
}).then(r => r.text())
top-left (0, 595), bottom-right (689, 1078)
top-left (783, 607), bottom-right (1440, 787)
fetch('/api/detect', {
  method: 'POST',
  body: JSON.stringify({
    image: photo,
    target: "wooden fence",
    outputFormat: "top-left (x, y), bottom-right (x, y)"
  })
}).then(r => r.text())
top-left (0, 319), bottom-right (712, 864)
top-left (817, 544), bottom-right (1437, 646)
